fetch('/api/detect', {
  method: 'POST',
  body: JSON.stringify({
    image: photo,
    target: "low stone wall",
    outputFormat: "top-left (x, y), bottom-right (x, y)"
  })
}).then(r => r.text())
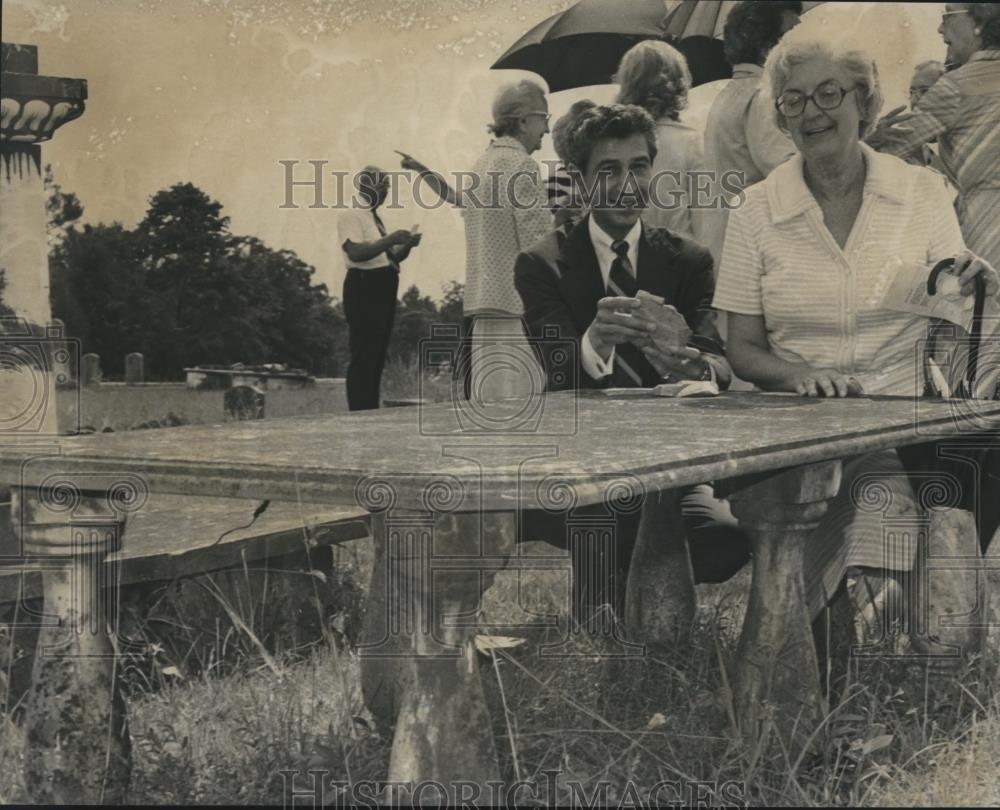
top-left (56, 378), bottom-right (348, 432)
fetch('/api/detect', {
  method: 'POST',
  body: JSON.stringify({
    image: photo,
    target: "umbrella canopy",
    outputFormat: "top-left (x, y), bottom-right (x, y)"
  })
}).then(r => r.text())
top-left (661, 0), bottom-right (738, 40)
top-left (661, 0), bottom-right (828, 86)
top-left (662, 0), bottom-right (828, 42)
top-left (673, 36), bottom-right (731, 85)
top-left (491, 0), bottom-right (670, 93)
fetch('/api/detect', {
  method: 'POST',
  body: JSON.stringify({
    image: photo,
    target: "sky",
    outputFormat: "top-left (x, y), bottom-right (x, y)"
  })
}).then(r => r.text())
top-left (6, 0), bottom-right (946, 302)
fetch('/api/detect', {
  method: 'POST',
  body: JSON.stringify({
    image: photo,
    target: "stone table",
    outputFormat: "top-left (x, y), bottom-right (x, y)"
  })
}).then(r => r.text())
top-left (1, 390), bottom-right (999, 802)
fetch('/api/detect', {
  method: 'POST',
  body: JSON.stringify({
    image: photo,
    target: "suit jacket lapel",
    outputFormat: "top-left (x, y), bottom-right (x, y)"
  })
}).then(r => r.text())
top-left (557, 216), bottom-right (606, 332)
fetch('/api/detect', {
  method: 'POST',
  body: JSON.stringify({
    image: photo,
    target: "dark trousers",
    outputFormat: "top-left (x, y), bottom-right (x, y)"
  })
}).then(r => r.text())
top-left (343, 266), bottom-right (399, 412)
top-left (897, 438), bottom-right (1000, 551)
top-left (523, 483), bottom-right (751, 620)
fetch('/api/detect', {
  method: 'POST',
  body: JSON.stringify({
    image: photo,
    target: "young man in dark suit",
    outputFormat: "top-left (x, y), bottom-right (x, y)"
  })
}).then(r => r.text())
top-left (514, 103), bottom-right (749, 630)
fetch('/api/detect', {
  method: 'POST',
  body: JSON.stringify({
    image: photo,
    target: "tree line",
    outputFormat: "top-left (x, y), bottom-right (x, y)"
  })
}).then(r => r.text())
top-left (33, 172), bottom-right (462, 381)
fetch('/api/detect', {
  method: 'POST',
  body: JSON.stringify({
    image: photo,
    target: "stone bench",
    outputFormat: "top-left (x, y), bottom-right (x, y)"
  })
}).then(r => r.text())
top-left (0, 495), bottom-right (370, 718)
top-left (0, 495), bottom-right (370, 602)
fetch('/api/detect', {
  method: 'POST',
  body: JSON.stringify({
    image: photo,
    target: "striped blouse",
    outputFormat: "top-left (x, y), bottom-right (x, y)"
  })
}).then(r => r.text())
top-left (712, 143), bottom-right (965, 396)
top-left (884, 50), bottom-right (1000, 269)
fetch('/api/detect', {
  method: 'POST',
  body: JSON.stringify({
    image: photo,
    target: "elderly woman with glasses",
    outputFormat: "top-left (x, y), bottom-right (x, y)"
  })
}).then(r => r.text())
top-left (712, 31), bottom-right (1000, 656)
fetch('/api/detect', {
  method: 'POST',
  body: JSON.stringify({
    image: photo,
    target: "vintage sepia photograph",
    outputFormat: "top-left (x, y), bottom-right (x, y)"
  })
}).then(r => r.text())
top-left (2, 0), bottom-right (1000, 805)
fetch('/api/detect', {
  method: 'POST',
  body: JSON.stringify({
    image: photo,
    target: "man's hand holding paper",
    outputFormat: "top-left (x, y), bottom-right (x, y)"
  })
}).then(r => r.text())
top-left (588, 296), bottom-right (658, 361)
top-left (590, 291), bottom-right (713, 381)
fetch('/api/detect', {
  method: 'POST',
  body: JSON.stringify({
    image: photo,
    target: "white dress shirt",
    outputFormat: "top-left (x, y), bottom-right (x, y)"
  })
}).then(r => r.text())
top-left (338, 205), bottom-right (395, 270)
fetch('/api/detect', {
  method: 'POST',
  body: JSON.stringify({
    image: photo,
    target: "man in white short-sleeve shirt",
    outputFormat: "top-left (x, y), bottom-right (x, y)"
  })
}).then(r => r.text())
top-left (338, 166), bottom-right (421, 411)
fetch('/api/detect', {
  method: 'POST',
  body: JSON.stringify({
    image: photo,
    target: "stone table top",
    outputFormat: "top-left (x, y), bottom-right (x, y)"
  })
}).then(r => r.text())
top-left (1, 392), bottom-right (999, 511)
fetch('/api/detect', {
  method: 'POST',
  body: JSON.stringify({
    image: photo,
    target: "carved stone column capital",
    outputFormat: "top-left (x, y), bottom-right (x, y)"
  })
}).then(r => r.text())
top-left (1, 43), bottom-right (87, 145)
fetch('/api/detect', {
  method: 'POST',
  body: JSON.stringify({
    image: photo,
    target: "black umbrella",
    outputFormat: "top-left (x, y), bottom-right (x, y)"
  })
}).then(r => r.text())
top-left (655, 0), bottom-right (738, 84)
top-left (661, 0), bottom-right (738, 40)
top-left (491, 0), bottom-right (670, 92)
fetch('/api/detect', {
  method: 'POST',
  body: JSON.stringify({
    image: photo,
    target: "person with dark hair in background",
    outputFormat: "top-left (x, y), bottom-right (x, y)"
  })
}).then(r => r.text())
top-left (702, 0), bottom-right (802, 264)
top-left (338, 166), bottom-right (421, 411)
top-left (547, 99), bottom-right (597, 228)
top-left (515, 103), bottom-right (749, 627)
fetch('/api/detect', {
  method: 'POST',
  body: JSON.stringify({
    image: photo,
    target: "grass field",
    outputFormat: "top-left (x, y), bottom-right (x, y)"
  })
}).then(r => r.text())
top-left (3, 537), bottom-right (1000, 806)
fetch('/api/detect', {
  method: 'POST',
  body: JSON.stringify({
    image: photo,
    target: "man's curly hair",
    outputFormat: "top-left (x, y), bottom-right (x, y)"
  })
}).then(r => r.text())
top-left (563, 104), bottom-right (658, 174)
top-left (723, 1), bottom-right (803, 66)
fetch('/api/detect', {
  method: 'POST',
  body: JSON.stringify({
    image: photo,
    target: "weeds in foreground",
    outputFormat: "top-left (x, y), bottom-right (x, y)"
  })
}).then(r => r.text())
top-left (3, 546), bottom-right (1000, 805)
top-left (380, 353), bottom-right (454, 403)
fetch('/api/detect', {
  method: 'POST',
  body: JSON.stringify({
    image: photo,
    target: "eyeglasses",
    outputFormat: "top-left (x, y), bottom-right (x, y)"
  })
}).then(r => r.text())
top-left (525, 111), bottom-right (551, 123)
top-left (941, 9), bottom-right (970, 23)
top-left (776, 81), bottom-right (858, 117)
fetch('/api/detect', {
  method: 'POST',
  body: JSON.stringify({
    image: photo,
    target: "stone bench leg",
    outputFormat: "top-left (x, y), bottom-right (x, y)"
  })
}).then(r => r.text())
top-left (727, 460), bottom-right (841, 749)
top-left (360, 507), bottom-right (515, 799)
top-left (10, 485), bottom-right (130, 804)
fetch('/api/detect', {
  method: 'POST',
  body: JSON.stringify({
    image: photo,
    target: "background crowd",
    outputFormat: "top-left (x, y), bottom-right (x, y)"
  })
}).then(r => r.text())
top-left (339, 1), bottom-right (1000, 654)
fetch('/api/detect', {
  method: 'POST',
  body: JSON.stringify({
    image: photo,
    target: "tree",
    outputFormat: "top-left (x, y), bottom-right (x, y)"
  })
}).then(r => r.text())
top-left (223, 236), bottom-right (340, 372)
top-left (0, 271), bottom-right (16, 321)
top-left (49, 181), bottom-right (343, 380)
top-left (47, 179), bottom-right (469, 382)
top-left (389, 284), bottom-right (439, 363)
top-left (134, 183), bottom-right (233, 376)
top-left (439, 280), bottom-right (464, 324)
top-left (44, 163), bottom-right (83, 242)
top-left (49, 222), bottom-right (148, 376)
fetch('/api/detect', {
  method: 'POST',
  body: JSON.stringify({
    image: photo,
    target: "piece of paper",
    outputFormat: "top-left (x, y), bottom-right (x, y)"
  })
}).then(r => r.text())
top-left (599, 380), bottom-right (719, 398)
top-left (878, 259), bottom-right (1000, 328)
top-left (652, 380), bottom-right (719, 398)
top-left (635, 289), bottom-right (692, 352)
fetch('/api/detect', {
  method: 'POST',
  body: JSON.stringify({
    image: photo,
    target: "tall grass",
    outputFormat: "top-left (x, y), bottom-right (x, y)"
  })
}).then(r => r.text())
top-left (379, 353), bottom-right (454, 403)
top-left (4, 538), bottom-right (1000, 804)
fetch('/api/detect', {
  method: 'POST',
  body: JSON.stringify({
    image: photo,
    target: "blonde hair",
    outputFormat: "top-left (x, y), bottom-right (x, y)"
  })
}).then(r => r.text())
top-left (615, 40), bottom-right (691, 122)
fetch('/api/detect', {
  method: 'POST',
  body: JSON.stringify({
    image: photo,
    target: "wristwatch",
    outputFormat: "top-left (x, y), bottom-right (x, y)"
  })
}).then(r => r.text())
top-left (662, 361), bottom-right (713, 384)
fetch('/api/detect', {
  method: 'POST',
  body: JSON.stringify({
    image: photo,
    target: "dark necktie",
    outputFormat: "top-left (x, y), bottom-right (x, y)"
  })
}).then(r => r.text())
top-left (606, 239), bottom-right (659, 387)
top-left (371, 208), bottom-right (401, 271)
